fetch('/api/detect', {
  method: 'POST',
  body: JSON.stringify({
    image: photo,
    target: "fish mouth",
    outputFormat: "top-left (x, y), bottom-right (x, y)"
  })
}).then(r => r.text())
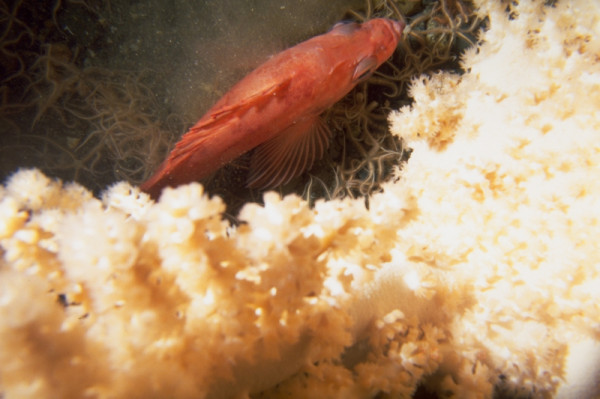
top-left (389, 19), bottom-right (405, 41)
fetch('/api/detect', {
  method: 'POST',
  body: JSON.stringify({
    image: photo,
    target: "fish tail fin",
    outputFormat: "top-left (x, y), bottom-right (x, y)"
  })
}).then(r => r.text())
top-left (140, 128), bottom-right (222, 200)
top-left (140, 159), bottom-right (171, 200)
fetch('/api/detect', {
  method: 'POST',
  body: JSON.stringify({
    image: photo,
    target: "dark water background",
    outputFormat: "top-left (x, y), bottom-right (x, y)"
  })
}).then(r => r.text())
top-left (104, 0), bottom-right (364, 121)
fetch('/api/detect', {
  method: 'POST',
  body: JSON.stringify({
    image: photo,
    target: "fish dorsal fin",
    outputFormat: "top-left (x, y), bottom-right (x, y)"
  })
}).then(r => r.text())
top-left (247, 116), bottom-right (332, 188)
top-left (177, 78), bottom-right (293, 153)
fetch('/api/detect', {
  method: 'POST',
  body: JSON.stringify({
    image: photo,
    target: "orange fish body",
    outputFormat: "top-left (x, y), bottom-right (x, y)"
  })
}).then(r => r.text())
top-left (141, 18), bottom-right (404, 198)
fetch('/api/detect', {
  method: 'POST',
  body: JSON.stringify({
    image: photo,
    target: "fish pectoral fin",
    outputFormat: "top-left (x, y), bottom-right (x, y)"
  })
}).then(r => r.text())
top-left (352, 55), bottom-right (378, 83)
top-left (247, 116), bottom-right (332, 188)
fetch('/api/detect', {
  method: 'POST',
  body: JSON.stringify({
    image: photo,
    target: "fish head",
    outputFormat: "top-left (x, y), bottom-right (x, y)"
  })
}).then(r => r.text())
top-left (360, 18), bottom-right (404, 66)
top-left (327, 18), bottom-right (404, 87)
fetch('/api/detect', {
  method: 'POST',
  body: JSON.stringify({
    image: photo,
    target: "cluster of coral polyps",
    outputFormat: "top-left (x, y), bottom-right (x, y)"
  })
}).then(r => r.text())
top-left (1, 0), bottom-right (600, 398)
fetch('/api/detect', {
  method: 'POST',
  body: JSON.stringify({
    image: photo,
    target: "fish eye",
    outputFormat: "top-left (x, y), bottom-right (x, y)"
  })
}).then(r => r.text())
top-left (330, 20), bottom-right (360, 35)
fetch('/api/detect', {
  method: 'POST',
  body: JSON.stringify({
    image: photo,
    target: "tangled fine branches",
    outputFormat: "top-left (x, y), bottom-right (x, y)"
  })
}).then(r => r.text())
top-left (0, 0), bottom-right (179, 194)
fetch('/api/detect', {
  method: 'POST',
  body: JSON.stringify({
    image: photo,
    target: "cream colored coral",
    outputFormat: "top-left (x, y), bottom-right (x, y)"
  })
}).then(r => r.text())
top-left (1, 0), bottom-right (600, 398)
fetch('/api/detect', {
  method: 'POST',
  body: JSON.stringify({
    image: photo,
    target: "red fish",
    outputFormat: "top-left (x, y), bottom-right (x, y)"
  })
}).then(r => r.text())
top-left (141, 18), bottom-right (404, 199)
